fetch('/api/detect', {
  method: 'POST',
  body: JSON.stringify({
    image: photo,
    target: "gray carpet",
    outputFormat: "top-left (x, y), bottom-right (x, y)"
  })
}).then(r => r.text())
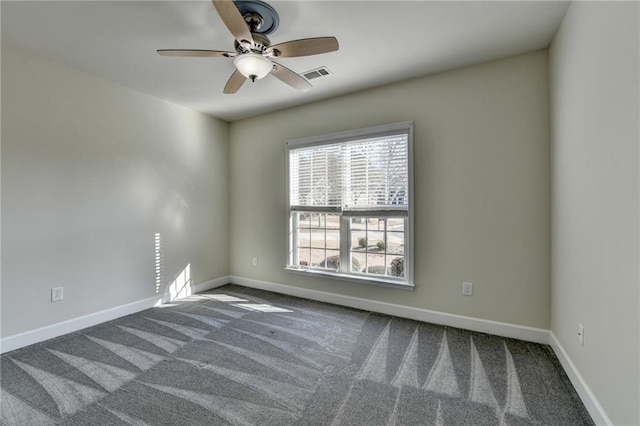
top-left (1, 284), bottom-right (593, 425)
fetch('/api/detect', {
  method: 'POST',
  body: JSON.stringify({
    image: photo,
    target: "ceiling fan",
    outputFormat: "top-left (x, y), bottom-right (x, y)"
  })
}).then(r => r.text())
top-left (157, 0), bottom-right (339, 94)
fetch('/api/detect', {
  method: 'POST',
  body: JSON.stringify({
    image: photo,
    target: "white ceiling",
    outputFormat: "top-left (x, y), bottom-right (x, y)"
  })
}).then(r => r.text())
top-left (1, 1), bottom-right (569, 122)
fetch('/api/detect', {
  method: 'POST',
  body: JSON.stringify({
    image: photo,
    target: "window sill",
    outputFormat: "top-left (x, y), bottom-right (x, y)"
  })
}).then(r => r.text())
top-left (284, 267), bottom-right (414, 290)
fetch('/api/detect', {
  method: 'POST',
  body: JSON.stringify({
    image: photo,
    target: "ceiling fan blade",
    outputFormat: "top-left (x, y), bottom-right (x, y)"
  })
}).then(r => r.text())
top-left (271, 62), bottom-right (312, 92)
top-left (212, 0), bottom-right (254, 46)
top-left (157, 49), bottom-right (234, 58)
top-left (223, 69), bottom-right (246, 94)
top-left (270, 37), bottom-right (339, 58)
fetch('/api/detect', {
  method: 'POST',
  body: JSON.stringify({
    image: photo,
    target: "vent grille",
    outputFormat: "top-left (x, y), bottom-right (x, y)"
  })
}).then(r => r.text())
top-left (302, 67), bottom-right (331, 81)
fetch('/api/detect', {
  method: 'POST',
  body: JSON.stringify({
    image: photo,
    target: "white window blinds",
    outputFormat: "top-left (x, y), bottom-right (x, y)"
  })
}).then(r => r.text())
top-left (289, 143), bottom-right (343, 209)
top-left (289, 125), bottom-right (410, 216)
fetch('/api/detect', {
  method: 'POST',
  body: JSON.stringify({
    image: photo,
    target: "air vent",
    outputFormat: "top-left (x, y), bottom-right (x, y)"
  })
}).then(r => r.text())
top-left (302, 66), bottom-right (332, 81)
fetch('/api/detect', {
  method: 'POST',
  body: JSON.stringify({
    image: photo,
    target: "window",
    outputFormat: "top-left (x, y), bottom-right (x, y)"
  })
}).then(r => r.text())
top-left (286, 121), bottom-right (413, 288)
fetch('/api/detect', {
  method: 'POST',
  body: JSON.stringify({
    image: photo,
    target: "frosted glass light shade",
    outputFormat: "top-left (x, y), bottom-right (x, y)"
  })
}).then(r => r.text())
top-left (234, 53), bottom-right (273, 81)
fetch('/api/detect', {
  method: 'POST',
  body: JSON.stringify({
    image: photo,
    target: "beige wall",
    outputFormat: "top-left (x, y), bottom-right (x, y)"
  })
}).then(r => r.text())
top-left (230, 50), bottom-right (551, 329)
top-left (550, 2), bottom-right (640, 424)
top-left (1, 45), bottom-right (230, 337)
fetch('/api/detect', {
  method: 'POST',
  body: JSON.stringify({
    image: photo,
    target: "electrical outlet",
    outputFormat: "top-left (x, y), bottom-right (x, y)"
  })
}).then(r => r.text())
top-left (252, 257), bottom-right (258, 267)
top-left (462, 282), bottom-right (473, 296)
top-left (577, 324), bottom-right (584, 346)
top-left (51, 287), bottom-right (64, 302)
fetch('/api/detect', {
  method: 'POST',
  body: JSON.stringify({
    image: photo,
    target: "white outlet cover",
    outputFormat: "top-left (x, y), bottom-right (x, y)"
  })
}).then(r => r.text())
top-left (51, 287), bottom-right (64, 302)
top-left (462, 282), bottom-right (473, 296)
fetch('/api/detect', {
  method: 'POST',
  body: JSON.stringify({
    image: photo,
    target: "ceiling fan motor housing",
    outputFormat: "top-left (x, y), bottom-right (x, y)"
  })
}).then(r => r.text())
top-left (235, 32), bottom-right (271, 54)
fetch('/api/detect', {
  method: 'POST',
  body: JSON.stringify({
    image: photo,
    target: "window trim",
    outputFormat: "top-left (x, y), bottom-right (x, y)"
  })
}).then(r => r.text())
top-left (285, 121), bottom-right (414, 288)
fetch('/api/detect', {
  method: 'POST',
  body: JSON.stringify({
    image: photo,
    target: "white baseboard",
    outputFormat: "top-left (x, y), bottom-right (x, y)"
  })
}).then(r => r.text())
top-left (0, 276), bottom-right (231, 354)
top-left (229, 275), bottom-right (550, 344)
top-left (0, 295), bottom-right (161, 354)
top-left (193, 276), bottom-right (229, 293)
top-left (549, 332), bottom-right (612, 425)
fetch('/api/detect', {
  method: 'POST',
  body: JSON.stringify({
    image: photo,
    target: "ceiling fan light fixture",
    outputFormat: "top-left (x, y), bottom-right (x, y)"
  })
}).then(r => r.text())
top-left (234, 53), bottom-right (273, 82)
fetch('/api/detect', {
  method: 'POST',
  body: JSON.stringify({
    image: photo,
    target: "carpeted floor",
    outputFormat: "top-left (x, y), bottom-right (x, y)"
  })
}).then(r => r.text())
top-left (1, 284), bottom-right (593, 425)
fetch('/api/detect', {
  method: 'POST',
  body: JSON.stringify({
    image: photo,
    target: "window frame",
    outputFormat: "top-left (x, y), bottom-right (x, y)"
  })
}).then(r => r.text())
top-left (285, 121), bottom-right (414, 289)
